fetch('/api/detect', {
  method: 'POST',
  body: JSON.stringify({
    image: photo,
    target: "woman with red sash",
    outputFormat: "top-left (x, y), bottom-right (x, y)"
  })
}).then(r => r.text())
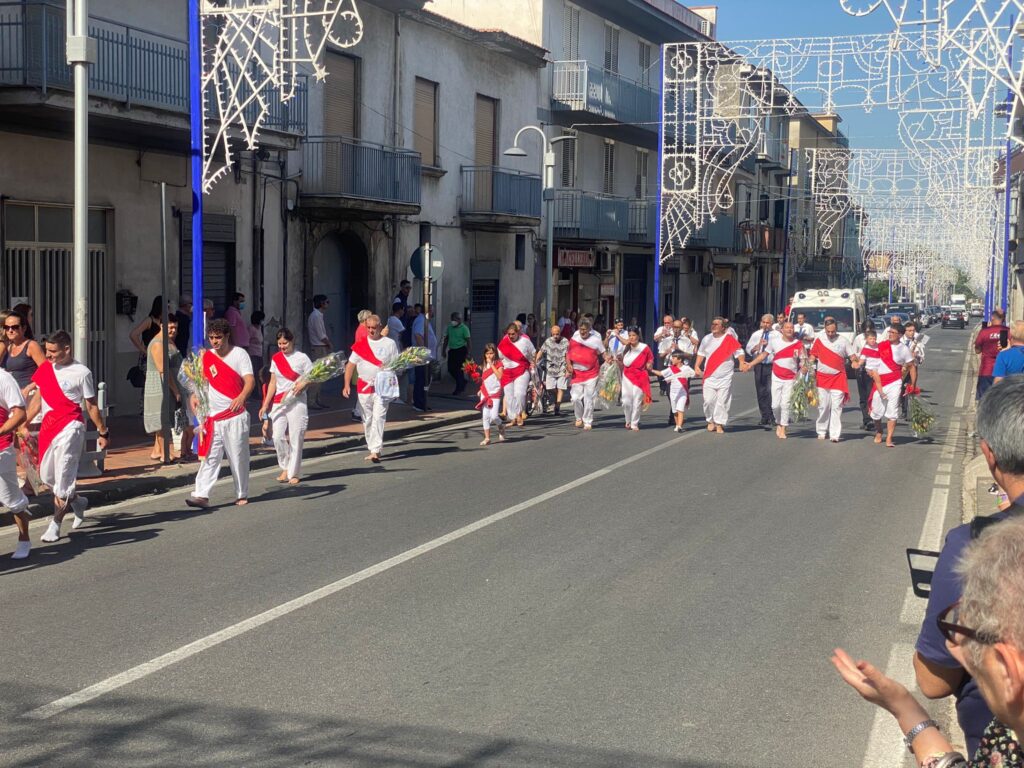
top-left (259, 328), bottom-right (313, 484)
top-left (864, 326), bottom-right (915, 447)
top-left (497, 323), bottom-right (535, 427)
top-left (0, 367), bottom-right (32, 558)
top-left (476, 344), bottom-right (505, 445)
top-left (618, 327), bottom-right (654, 431)
top-left (568, 321), bottom-right (606, 430)
top-left (187, 319), bottom-right (255, 508)
top-left (810, 318), bottom-right (856, 442)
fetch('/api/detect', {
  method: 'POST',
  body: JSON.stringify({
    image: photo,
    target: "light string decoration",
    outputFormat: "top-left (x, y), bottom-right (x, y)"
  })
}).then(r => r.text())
top-left (200, 0), bottom-right (364, 191)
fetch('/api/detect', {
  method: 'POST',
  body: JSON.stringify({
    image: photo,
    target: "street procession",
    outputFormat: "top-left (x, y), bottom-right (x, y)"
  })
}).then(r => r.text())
top-left (5, 0), bottom-right (1024, 766)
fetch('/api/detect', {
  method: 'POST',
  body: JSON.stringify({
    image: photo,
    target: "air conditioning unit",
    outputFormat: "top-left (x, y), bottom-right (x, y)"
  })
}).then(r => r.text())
top-left (597, 249), bottom-right (613, 273)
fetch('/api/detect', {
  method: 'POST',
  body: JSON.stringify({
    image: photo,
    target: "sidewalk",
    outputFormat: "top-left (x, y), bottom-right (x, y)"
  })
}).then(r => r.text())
top-left (12, 390), bottom-right (479, 518)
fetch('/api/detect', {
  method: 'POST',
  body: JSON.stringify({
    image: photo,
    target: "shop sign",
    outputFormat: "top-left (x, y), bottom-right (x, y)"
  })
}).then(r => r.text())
top-left (599, 283), bottom-right (616, 297)
top-left (558, 248), bottom-right (595, 268)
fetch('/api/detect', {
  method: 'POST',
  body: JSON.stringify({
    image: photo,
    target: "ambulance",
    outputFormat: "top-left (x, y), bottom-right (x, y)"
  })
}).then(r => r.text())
top-left (787, 288), bottom-right (866, 346)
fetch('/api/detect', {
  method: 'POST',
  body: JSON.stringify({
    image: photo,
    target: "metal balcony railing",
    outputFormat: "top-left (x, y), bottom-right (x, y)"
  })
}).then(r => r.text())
top-left (302, 136), bottom-right (421, 206)
top-left (689, 215), bottom-right (736, 249)
top-left (628, 197), bottom-right (659, 243)
top-left (553, 190), bottom-right (629, 242)
top-left (739, 223), bottom-right (786, 253)
top-left (0, 0), bottom-right (306, 132)
top-left (551, 61), bottom-right (659, 129)
top-left (460, 166), bottom-right (541, 219)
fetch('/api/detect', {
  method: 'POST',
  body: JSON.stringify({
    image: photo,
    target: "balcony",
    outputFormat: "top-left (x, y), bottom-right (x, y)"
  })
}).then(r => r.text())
top-left (460, 166), bottom-right (542, 230)
top-left (0, 0), bottom-right (306, 151)
top-left (689, 215), bottom-right (736, 250)
top-left (553, 190), bottom-right (629, 242)
top-left (551, 60), bottom-right (659, 149)
top-left (756, 135), bottom-right (790, 172)
top-left (628, 197), bottom-right (659, 244)
top-left (738, 223), bottom-right (786, 254)
top-left (300, 135), bottom-right (422, 218)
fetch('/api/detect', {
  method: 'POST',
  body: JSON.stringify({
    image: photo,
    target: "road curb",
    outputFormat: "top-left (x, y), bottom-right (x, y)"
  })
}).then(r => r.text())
top-left (961, 326), bottom-right (982, 524)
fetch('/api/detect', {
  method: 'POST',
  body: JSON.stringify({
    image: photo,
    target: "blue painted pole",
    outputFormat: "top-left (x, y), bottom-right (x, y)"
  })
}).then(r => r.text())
top-left (1001, 18), bottom-right (1015, 314)
top-left (652, 46), bottom-right (666, 330)
top-left (188, 0), bottom-right (204, 352)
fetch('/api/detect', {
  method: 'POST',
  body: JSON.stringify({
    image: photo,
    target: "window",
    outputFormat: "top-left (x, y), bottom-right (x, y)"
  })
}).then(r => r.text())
top-left (563, 3), bottom-right (580, 60)
top-left (413, 77), bottom-right (439, 167)
top-left (474, 94), bottom-right (498, 167)
top-left (515, 234), bottom-right (526, 271)
top-left (604, 23), bottom-right (619, 73)
top-left (602, 139), bottom-right (615, 195)
top-left (559, 129), bottom-right (577, 187)
top-left (324, 52), bottom-right (358, 138)
top-left (634, 148), bottom-right (649, 198)
top-left (638, 41), bottom-right (652, 88)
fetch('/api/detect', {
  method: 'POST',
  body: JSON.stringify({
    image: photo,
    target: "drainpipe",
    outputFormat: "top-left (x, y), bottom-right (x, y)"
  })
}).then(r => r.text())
top-left (391, 13), bottom-right (401, 304)
top-left (280, 151), bottom-right (289, 330)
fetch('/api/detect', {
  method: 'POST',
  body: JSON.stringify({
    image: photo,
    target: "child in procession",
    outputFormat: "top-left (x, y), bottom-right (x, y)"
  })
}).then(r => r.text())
top-left (654, 350), bottom-right (695, 432)
top-left (477, 343), bottom-right (505, 446)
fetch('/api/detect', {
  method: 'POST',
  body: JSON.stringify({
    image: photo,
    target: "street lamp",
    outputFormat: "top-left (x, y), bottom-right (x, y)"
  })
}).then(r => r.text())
top-left (504, 125), bottom-right (575, 334)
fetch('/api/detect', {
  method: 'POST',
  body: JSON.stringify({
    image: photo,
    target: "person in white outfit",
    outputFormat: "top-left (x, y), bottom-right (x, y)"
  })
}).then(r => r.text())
top-left (694, 317), bottom-right (750, 433)
top-left (810, 318), bottom-right (858, 442)
top-left (0, 368), bottom-right (32, 559)
top-left (793, 313), bottom-right (816, 347)
top-left (343, 315), bottom-right (399, 462)
top-left (653, 350), bottom-right (696, 431)
top-left (25, 330), bottom-right (108, 541)
top-left (259, 327), bottom-right (313, 484)
top-left (498, 323), bottom-right (536, 427)
top-left (187, 318), bottom-right (255, 508)
top-left (568, 321), bottom-right (606, 430)
top-left (746, 321), bottom-right (803, 439)
top-left (618, 327), bottom-right (654, 431)
top-left (476, 343), bottom-right (505, 445)
top-left (863, 326), bottom-right (915, 447)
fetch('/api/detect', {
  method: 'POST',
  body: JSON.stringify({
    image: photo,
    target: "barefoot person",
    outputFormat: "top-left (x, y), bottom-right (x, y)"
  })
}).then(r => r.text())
top-left (259, 328), bottom-right (312, 485)
top-left (863, 326), bottom-right (914, 447)
top-left (810, 317), bottom-right (856, 443)
top-left (476, 343), bottom-right (505, 446)
top-left (653, 350), bottom-right (696, 432)
top-left (498, 322), bottom-right (535, 427)
top-left (186, 319), bottom-right (255, 508)
top-left (25, 330), bottom-right (108, 541)
top-left (0, 367), bottom-right (31, 558)
top-left (694, 316), bottom-right (748, 434)
top-left (343, 314), bottom-right (399, 463)
top-left (618, 326), bottom-right (654, 432)
top-left (746, 321), bottom-right (802, 439)
top-left (568, 320), bottom-right (605, 431)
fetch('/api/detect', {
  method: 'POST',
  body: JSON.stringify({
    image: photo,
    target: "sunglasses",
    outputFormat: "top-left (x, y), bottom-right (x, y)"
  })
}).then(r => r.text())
top-left (937, 599), bottom-right (999, 646)
top-left (4, 324), bottom-right (21, 331)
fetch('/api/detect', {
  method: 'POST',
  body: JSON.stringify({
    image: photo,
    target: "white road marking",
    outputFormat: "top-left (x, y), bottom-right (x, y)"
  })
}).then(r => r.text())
top-left (899, 587), bottom-right (926, 626)
top-left (861, 643), bottom-right (918, 768)
top-left (918, 487), bottom-right (950, 551)
top-left (954, 342), bottom-right (972, 409)
top-left (933, 474), bottom-right (950, 487)
top-left (24, 407), bottom-right (759, 719)
top-left (937, 463), bottom-right (952, 474)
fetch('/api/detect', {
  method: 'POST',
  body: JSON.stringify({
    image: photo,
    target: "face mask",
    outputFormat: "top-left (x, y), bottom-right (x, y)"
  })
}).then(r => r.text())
top-left (239, 302), bottom-right (246, 310)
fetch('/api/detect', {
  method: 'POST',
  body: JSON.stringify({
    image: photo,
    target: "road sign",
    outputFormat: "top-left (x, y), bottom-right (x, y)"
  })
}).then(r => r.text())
top-left (411, 245), bottom-right (444, 279)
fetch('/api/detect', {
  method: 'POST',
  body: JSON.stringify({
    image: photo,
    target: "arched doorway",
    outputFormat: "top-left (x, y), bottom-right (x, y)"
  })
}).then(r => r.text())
top-left (311, 230), bottom-right (369, 350)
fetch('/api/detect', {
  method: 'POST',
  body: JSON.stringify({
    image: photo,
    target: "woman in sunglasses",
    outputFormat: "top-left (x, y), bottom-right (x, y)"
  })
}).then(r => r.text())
top-left (1, 308), bottom-right (46, 496)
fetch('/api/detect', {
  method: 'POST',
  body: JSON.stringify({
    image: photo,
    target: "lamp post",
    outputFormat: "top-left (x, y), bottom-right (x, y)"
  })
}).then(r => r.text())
top-left (504, 125), bottom-right (575, 335)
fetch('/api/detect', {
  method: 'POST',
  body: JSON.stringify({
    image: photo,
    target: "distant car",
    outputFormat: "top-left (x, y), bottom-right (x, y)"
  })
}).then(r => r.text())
top-left (942, 307), bottom-right (967, 329)
top-left (970, 306), bottom-right (984, 317)
top-left (886, 303), bottom-right (920, 324)
top-left (886, 312), bottom-right (912, 327)
top-left (871, 316), bottom-right (888, 332)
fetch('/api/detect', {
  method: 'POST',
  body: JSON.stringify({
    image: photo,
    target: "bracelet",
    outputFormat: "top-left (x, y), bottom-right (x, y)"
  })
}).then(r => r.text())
top-left (98, 430), bottom-right (110, 438)
top-left (904, 719), bottom-right (940, 752)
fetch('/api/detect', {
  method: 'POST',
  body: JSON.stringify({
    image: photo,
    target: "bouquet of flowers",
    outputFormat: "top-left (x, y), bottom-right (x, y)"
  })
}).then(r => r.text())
top-left (462, 358), bottom-right (482, 383)
top-left (789, 371), bottom-right (814, 421)
top-left (595, 361), bottom-right (621, 410)
top-left (906, 385), bottom-right (936, 436)
top-left (17, 430), bottom-right (42, 490)
top-left (281, 351), bottom-right (346, 406)
top-left (177, 353), bottom-right (210, 427)
top-left (384, 346), bottom-right (431, 374)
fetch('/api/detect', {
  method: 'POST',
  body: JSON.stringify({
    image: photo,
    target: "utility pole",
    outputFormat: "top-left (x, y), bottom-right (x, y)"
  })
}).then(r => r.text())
top-left (188, 0), bottom-right (205, 351)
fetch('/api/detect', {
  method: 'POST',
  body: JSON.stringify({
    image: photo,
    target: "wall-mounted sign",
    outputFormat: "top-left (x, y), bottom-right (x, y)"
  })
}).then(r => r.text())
top-left (557, 248), bottom-right (595, 268)
top-left (599, 283), bottom-right (616, 297)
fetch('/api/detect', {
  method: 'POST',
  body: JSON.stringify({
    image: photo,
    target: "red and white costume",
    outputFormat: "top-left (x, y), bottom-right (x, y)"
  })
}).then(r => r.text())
top-left (32, 359), bottom-right (92, 502)
top-left (620, 343), bottom-right (654, 428)
top-left (659, 363), bottom-right (696, 413)
top-left (568, 331), bottom-right (605, 427)
top-left (476, 364), bottom-right (504, 431)
top-left (864, 341), bottom-right (913, 421)
top-left (270, 349), bottom-right (313, 480)
top-left (767, 336), bottom-right (802, 427)
top-left (194, 347), bottom-right (253, 500)
top-left (498, 334), bottom-right (535, 420)
top-left (697, 332), bottom-right (743, 426)
top-left (0, 369), bottom-right (29, 516)
top-left (349, 335), bottom-right (399, 455)
top-left (811, 333), bottom-right (853, 440)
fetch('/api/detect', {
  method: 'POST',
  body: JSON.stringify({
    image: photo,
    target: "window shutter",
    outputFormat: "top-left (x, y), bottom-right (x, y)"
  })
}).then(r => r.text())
top-left (639, 41), bottom-right (652, 88)
top-left (559, 129), bottom-right (576, 187)
top-left (634, 149), bottom-right (648, 198)
top-left (474, 95), bottom-right (497, 166)
top-left (563, 4), bottom-right (580, 59)
top-left (324, 52), bottom-right (357, 137)
top-left (603, 140), bottom-right (615, 195)
top-left (604, 24), bottom-right (619, 73)
top-left (413, 77), bottom-right (437, 166)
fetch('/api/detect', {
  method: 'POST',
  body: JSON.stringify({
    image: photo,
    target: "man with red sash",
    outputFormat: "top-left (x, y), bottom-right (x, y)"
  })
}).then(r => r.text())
top-left (343, 314), bottom-right (398, 462)
top-left (187, 318), bottom-right (255, 508)
top-left (810, 317), bottom-right (857, 442)
top-left (497, 322), bottom-right (535, 427)
top-left (863, 326), bottom-right (915, 447)
top-left (259, 327), bottom-right (313, 484)
top-left (0, 367), bottom-right (32, 558)
top-left (568, 320), bottom-right (605, 431)
top-left (24, 330), bottom-right (107, 542)
top-left (618, 327), bottom-right (654, 431)
top-left (694, 316), bottom-right (750, 434)
top-left (746, 321), bottom-right (802, 439)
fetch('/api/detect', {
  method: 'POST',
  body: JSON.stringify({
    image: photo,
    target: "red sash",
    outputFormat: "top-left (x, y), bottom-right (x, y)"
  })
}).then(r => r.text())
top-left (771, 340), bottom-right (803, 381)
top-left (272, 351), bottom-right (300, 404)
top-left (0, 407), bottom-right (10, 452)
top-left (669, 365), bottom-right (691, 398)
top-left (702, 334), bottom-right (741, 379)
top-left (811, 338), bottom-right (850, 403)
top-left (199, 350), bottom-right (245, 458)
top-left (867, 342), bottom-right (903, 408)
top-left (568, 339), bottom-right (600, 383)
top-left (498, 335), bottom-right (530, 387)
top-left (622, 346), bottom-right (654, 403)
top-left (32, 362), bottom-right (84, 463)
top-left (475, 366), bottom-right (502, 410)
top-left (351, 338), bottom-right (382, 395)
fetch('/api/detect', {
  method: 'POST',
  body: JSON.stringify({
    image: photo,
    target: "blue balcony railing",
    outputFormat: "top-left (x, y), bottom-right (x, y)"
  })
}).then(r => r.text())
top-left (628, 197), bottom-right (659, 243)
top-left (553, 190), bottom-right (629, 242)
top-left (689, 215), bottom-right (736, 249)
top-left (0, 0), bottom-right (306, 132)
top-left (551, 60), bottom-right (659, 130)
top-left (460, 166), bottom-right (541, 219)
top-left (302, 135), bottom-right (421, 207)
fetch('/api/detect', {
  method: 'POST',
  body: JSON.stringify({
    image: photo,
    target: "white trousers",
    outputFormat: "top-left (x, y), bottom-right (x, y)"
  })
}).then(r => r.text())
top-left (621, 378), bottom-right (644, 428)
top-left (40, 421), bottom-right (84, 500)
top-left (669, 386), bottom-right (689, 414)
top-left (358, 392), bottom-right (390, 454)
top-left (571, 378), bottom-right (598, 426)
top-left (0, 447), bottom-right (29, 512)
top-left (871, 381), bottom-right (902, 421)
top-left (816, 389), bottom-right (845, 439)
top-left (194, 412), bottom-right (250, 500)
top-left (272, 400), bottom-right (308, 479)
top-left (771, 375), bottom-right (795, 426)
top-left (503, 374), bottom-right (528, 420)
top-left (702, 376), bottom-right (733, 426)
top-left (481, 401), bottom-right (502, 431)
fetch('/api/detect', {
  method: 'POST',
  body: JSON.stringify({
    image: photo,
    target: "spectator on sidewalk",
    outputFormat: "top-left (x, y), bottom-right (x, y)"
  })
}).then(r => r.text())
top-left (12, 303), bottom-right (35, 339)
top-left (394, 280), bottom-right (412, 310)
top-left (975, 308), bottom-right (1007, 400)
top-left (993, 320), bottom-right (1024, 385)
top-left (386, 303), bottom-right (406, 348)
top-left (535, 324), bottom-right (568, 416)
top-left (1, 308), bottom-right (45, 397)
top-left (306, 295), bottom-right (331, 409)
top-left (143, 316), bottom-right (182, 463)
top-left (412, 304), bottom-right (437, 412)
top-left (442, 312), bottom-right (471, 396)
top-left (174, 295), bottom-right (193, 356)
top-left (129, 296), bottom-right (164, 355)
top-left (224, 293), bottom-right (250, 350)
top-left (202, 299), bottom-right (215, 339)
top-left (247, 311), bottom-right (265, 370)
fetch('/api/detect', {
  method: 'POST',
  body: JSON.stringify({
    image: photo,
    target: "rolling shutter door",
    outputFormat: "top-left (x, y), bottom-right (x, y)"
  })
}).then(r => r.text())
top-left (413, 78), bottom-right (437, 166)
top-left (180, 213), bottom-right (236, 316)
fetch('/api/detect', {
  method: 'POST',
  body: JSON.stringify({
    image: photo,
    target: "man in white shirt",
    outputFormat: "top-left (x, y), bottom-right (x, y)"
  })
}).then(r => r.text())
top-left (746, 321), bottom-right (802, 439)
top-left (386, 303), bottom-right (406, 347)
top-left (343, 315), bottom-right (399, 462)
top-left (745, 314), bottom-right (778, 427)
top-left (863, 326), bottom-right (916, 447)
top-left (0, 368), bottom-right (32, 559)
top-left (24, 330), bottom-right (108, 543)
top-left (306, 294), bottom-right (331, 409)
top-left (412, 304), bottom-right (437, 412)
top-left (810, 317), bottom-right (857, 442)
top-left (605, 318), bottom-right (629, 358)
top-left (694, 316), bottom-right (750, 433)
top-left (793, 312), bottom-right (815, 346)
top-left (852, 320), bottom-right (875, 430)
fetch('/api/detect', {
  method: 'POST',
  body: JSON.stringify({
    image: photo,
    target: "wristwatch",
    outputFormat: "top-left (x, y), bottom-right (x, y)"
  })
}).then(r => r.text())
top-left (904, 719), bottom-right (939, 752)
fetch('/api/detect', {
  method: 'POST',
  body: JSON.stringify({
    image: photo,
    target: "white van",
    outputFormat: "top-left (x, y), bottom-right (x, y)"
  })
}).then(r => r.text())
top-left (788, 288), bottom-right (866, 346)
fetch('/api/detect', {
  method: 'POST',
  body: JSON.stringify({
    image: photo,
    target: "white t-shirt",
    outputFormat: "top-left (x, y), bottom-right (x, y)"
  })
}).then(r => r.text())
top-left (852, 333), bottom-right (868, 356)
top-left (746, 329), bottom-right (778, 361)
top-left (499, 336), bottom-right (536, 377)
top-left (697, 333), bottom-right (743, 384)
top-left (606, 330), bottom-right (628, 356)
top-left (813, 334), bottom-right (853, 376)
top-left (569, 332), bottom-right (605, 373)
top-left (659, 364), bottom-right (695, 398)
top-left (349, 336), bottom-right (399, 385)
top-left (865, 342), bottom-right (913, 377)
top-left (206, 347), bottom-right (253, 413)
top-left (411, 315), bottom-right (438, 360)
top-left (654, 325), bottom-right (675, 356)
top-left (270, 350), bottom-right (313, 400)
top-left (307, 308), bottom-right (329, 347)
top-left (0, 368), bottom-right (26, 413)
top-left (622, 343), bottom-right (650, 367)
top-left (767, 336), bottom-right (802, 375)
top-left (481, 368), bottom-right (503, 397)
top-left (40, 361), bottom-right (95, 418)
top-left (386, 315), bottom-right (405, 347)
top-left (794, 322), bottom-right (815, 342)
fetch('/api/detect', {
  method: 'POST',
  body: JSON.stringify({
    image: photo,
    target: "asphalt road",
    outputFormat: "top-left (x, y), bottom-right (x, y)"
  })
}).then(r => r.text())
top-left (0, 325), bottom-right (975, 767)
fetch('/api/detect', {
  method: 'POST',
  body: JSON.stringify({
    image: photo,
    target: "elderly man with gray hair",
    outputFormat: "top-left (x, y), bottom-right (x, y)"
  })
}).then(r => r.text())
top-left (745, 313), bottom-right (779, 427)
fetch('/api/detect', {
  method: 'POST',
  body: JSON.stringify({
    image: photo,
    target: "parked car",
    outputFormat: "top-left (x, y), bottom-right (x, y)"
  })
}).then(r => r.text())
top-left (927, 306), bottom-right (943, 326)
top-left (871, 316), bottom-right (888, 332)
top-left (942, 306), bottom-right (967, 329)
top-left (886, 302), bottom-right (920, 324)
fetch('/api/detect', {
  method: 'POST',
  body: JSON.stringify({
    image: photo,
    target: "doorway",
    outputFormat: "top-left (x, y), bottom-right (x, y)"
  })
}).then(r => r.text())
top-left (311, 230), bottom-right (369, 351)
